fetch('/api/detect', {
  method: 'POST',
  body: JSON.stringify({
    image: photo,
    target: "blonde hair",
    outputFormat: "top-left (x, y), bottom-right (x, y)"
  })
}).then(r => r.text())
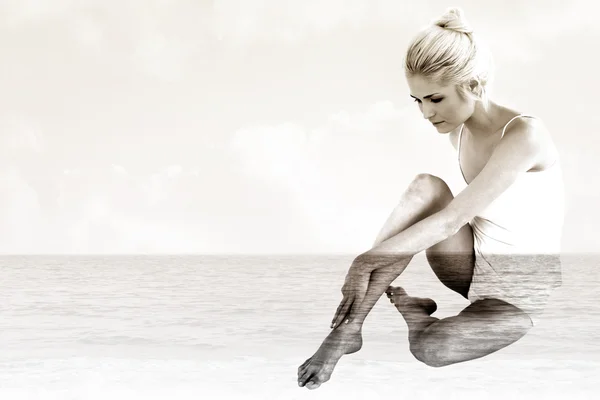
top-left (404, 8), bottom-right (494, 109)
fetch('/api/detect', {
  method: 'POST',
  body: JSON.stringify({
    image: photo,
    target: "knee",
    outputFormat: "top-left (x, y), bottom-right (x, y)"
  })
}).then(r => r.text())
top-left (407, 173), bottom-right (453, 207)
top-left (410, 173), bottom-right (448, 193)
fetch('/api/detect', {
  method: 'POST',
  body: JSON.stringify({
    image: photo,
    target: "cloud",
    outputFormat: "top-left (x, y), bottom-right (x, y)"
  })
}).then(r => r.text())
top-left (520, 0), bottom-right (598, 38)
top-left (0, 0), bottom-right (77, 27)
top-left (211, 0), bottom-right (424, 44)
top-left (0, 162), bottom-right (222, 253)
top-left (0, 115), bottom-right (45, 155)
top-left (111, 164), bottom-right (128, 176)
top-left (0, 0), bottom-right (205, 82)
top-left (6, 0), bottom-right (592, 85)
top-left (130, 30), bottom-right (194, 82)
top-left (0, 166), bottom-right (43, 253)
top-left (69, 12), bottom-right (105, 50)
top-left (231, 122), bottom-right (308, 182)
top-left (211, 0), bottom-right (598, 45)
top-left (209, 0), bottom-right (599, 76)
top-left (229, 100), bottom-right (460, 252)
top-left (0, 115), bottom-right (63, 219)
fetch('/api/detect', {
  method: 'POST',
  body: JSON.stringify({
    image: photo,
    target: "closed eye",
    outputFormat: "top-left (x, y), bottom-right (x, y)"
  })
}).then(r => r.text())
top-left (412, 98), bottom-right (443, 104)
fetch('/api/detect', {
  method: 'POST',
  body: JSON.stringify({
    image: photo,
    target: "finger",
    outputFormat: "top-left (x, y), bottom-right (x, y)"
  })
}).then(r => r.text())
top-left (347, 294), bottom-right (365, 324)
top-left (331, 303), bottom-right (348, 329)
top-left (331, 297), bottom-right (348, 327)
top-left (332, 297), bottom-right (353, 329)
top-left (346, 303), bottom-right (357, 324)
top-left (334, 296), bottom-right (353, 327)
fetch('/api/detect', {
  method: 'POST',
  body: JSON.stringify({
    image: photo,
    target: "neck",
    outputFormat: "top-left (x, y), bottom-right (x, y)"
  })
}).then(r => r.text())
top-left (463, 101), bottom-right (506, 138)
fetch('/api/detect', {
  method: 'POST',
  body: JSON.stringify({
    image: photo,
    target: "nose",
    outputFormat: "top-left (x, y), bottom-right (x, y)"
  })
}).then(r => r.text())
top-left (421, 103), bottom-right (435, 120)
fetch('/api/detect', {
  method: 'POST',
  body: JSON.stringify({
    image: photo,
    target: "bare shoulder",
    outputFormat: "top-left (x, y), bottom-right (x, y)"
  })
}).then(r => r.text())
top-left (502, 115), bottom-right (551, 141)
top-left (499, 115), bottom-right (558, 169)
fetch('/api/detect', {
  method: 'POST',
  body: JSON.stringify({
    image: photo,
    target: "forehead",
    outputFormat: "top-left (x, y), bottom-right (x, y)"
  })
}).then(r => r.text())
top-left (406, 74), bottom-right (453, 97)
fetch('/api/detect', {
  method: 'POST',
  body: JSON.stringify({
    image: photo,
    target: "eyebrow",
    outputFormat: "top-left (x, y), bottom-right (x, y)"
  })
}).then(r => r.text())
top-left (410, 93), bottom-right (441, 99)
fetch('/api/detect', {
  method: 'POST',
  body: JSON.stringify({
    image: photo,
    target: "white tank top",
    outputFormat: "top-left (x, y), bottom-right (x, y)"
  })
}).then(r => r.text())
top-left (457, 115), bottom-right (565, 254)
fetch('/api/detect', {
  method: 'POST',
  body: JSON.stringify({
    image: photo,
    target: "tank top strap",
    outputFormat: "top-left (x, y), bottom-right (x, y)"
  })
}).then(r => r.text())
top-left (500, 114), bottom-right (536, 138)
top-left (457, 124), bottom-right (464, 161)
top-left (458, 114), bottom-right (536, 184)
top-left (457, 124), bottom-right (467, 183)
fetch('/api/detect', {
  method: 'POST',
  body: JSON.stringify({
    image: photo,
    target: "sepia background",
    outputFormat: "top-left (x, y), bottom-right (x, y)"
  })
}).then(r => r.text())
top-left (1, 0), bottom-right (598, 255)
top-left (2, 1), bottom-right (600, 399)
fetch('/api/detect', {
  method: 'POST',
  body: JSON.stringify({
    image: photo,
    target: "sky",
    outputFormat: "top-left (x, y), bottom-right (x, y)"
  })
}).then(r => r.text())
top-left (0, 0), bottom-right (598, 254)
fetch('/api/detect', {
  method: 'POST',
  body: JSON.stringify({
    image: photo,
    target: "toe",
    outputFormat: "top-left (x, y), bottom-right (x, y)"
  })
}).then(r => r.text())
top-left (306, 380), bottom-right (321, 390)
top-left (386, 285), bottom-right (402, 294)
top-left (298, 358), bottom-right (311, 374)
top-left (392, 287), bottom-right (408, 297)
top-left (298, 369), bottom-right (314, 387)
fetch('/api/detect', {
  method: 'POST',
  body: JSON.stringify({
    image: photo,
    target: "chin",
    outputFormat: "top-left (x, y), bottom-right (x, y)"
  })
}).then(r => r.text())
top-left (434, 125), bottom-right (453, 134)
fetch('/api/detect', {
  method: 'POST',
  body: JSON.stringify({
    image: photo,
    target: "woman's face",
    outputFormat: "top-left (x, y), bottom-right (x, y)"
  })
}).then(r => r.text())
top-left (406, 74), bottom-right (475, 134)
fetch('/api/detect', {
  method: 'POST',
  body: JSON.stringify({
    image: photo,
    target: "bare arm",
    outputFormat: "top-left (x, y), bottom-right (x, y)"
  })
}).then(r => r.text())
top-left (371, 201), bottom-right (422, 248)
top-left (372, 126), bottom-right (462, 248)
top-left (353, 119), bottom-right (546, 273)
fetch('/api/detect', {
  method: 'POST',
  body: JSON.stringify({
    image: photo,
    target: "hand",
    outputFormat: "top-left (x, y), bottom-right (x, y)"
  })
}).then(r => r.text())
top-left (330, 267), bottom-right (370, 329)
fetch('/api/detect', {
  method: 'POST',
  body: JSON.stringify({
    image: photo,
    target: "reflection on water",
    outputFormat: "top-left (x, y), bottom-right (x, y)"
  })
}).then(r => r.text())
top-left (0, 254), bottom-right (598, 398)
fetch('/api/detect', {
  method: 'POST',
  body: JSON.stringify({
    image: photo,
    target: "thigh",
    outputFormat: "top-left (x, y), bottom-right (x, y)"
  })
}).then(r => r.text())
top-left (426, 223), bottom-right (475, 299)
top-left (468, 253), bottom-right (562, 325)
top-left (417, 298), bottom-right (532, 367)
top-left (419, 175), bottom-right (475, 299)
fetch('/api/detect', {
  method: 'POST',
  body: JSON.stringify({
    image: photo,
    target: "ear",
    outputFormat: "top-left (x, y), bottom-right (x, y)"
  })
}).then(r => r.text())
top-left (469, 78), bottom-right (484, 97)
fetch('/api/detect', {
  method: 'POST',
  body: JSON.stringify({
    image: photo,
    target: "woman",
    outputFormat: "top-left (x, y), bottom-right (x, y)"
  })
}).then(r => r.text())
top-left (297, 7), bottom-right (564, 390)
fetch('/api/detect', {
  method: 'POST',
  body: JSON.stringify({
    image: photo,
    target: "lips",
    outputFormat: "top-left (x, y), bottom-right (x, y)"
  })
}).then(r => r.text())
top-left (432, 121), bottom-right (444, 125)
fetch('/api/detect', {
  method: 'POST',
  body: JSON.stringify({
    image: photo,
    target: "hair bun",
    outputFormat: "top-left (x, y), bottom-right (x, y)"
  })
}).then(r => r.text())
top-left (434, 7), bottom-right (473, 34)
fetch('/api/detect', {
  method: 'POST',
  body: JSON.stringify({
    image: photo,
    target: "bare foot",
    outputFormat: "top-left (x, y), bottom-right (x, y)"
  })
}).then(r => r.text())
top-left (385, 286), bottom-right (438, 315)
top-left (297, 322), bottom-right (362, 390)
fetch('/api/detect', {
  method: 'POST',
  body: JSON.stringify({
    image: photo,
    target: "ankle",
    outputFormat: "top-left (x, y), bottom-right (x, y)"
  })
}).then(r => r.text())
top-left (341, 319), bottom-right (363, 333)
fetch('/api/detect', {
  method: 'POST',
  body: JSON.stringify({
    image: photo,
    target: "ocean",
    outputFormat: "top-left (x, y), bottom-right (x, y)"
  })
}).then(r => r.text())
top-left (0, 253), bottom-right (598, 399)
